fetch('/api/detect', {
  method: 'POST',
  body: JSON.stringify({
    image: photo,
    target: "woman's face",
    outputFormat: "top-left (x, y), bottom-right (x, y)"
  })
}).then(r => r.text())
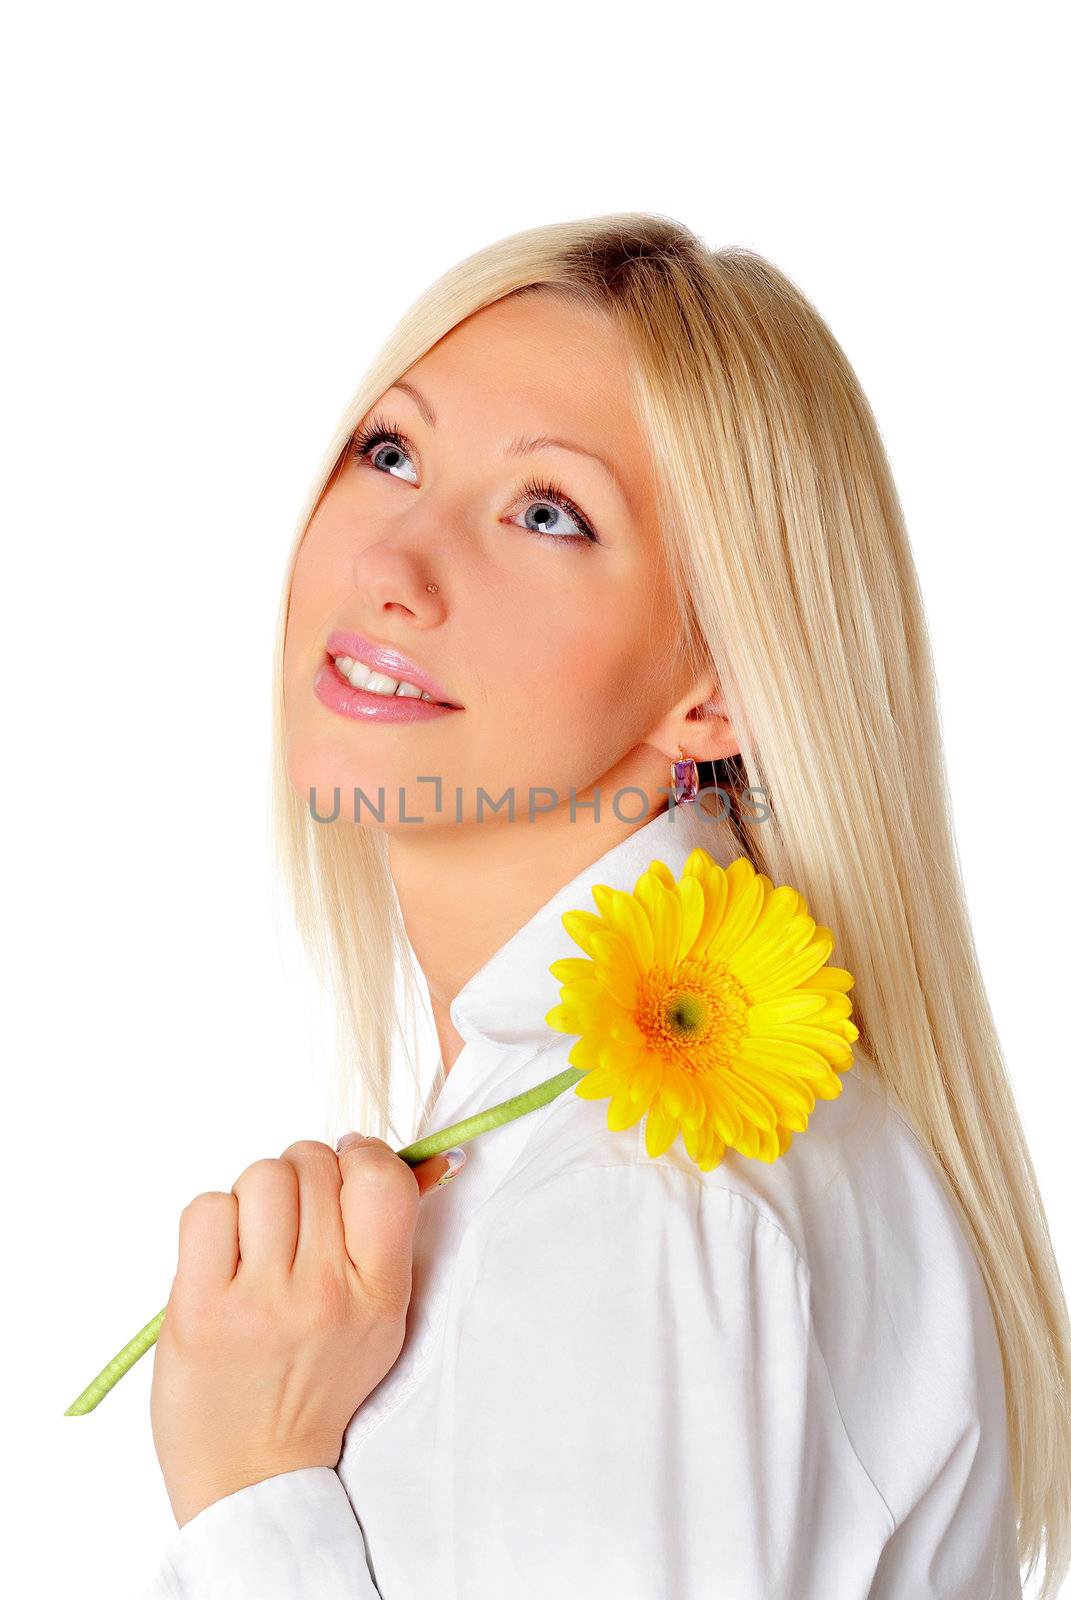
top-left (283, 288), bottom-right (700, 829)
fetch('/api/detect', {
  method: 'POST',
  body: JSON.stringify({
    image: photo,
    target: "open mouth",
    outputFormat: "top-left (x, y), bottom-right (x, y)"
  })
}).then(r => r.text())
top-left (327, 651), bottom-right (460, 710)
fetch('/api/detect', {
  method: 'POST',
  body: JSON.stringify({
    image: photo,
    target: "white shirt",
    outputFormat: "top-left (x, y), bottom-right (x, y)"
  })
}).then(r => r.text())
top-left (140, 800), bottom-right (1022, 1599)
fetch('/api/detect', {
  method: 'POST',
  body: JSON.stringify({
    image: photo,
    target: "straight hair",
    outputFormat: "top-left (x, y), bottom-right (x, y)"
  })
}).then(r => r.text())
top-left (269, 213), bottom-right (1070, 1595)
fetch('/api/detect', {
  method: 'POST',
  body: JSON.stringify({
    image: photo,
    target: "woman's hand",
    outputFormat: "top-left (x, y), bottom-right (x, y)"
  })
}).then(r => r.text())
top-left (150, 1134), bottom-right (462, 1528)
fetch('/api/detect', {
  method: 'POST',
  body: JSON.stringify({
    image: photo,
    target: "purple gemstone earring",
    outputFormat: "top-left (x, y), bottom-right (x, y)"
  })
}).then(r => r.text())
top-left (671, 746), bottom-right (699, 805)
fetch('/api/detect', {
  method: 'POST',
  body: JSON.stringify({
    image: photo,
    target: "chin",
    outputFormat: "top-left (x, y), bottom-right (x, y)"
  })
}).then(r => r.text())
top-left (284, 734), bottom-right (359, 815)
top-left (283, 737), bottom-right (440, 831)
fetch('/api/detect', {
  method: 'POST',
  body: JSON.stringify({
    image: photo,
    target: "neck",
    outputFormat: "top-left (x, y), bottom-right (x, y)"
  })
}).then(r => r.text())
top-left (387, 763), bottom-right (673, 1077)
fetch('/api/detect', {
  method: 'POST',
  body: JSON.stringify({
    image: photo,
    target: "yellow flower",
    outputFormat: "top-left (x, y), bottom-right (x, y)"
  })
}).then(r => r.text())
top-left (545, 848), bottom-right (859, 1171)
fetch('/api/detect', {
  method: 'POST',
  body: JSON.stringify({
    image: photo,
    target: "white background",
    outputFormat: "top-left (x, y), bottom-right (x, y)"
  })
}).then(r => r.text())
top-left (3, 3), bottom-right (1068, 1594)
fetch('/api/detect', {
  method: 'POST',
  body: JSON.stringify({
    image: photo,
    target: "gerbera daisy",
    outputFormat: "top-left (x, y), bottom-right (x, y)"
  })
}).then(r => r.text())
top-left (545, 848), bottom-right (859, 1172)
top-left (67, 849), bottom-right (859, 1416)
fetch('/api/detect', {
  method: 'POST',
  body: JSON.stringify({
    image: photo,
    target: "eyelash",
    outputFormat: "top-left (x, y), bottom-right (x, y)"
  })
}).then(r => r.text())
top-left (347, 411), bottom-right (600, 546)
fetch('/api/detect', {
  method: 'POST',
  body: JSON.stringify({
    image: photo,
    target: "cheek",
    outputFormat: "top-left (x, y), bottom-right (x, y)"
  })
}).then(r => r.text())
top-left (288, 525), bottom-right (344, 630)
top-left (282, 516), bottom-right (356, 693)
top-left (486, 580), bottom-right (659, 739)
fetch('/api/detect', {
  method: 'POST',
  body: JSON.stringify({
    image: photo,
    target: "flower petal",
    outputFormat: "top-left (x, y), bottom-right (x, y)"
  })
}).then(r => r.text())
top-left (591, 882), bottom-right (655, 970)
top-left (628, 1053), bottom-right (664, 1105)
top-left (683, 852), bottom-right (729, 950)
top-left (645, 880), bottom-right (683, 966)
top-left (545, 1004), bottom-right (582, 1035)
top-left (719, 1069), bottom-right (778, 1131)
top-left (705, 858), bottom-right (766, 960)
top-left (746, 932), bottom-right (836, 1001)
top-left (775, 1022), bottom-right (855, 1070)
top-left (732, 1055), bottom-right (818, 1121)
top-left (675, 874), bottom-right (706, 959)
top-left (566, 1035), bottom-right (603, 1070)
top-left (731, 909), bottom-right (817, 986)
top-left (644, 1098), bottom-right (681, 1158)
top-left (607, 1083), bottom-right (648, 1131)
top-left (660, 1062), bottom-right (690, 1120)
top-left (548, 957), bottom-right (600, 985)
top-left (560, 908), bottom-right (609, 960)
top-left (701, 1079), bottom-right (746, 1146)
top-left (747, 991), bottom-right (830, 1031)
top-left (800, 965), bottom-right (855, 993)
top-left (728, 884), bottom-right (801, 972)
top-left (573, 1062), bottom-right (622, 1099)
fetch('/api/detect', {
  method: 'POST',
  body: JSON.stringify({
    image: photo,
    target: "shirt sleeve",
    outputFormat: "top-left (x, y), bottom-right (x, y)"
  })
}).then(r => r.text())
top-left (138, 1465), bottom-right (382, 1599)
top-left (449, 1162), bottom-right (895, 1600)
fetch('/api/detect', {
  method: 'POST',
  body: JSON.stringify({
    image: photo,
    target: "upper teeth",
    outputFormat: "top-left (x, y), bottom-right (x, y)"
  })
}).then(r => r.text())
top-left (332, 654), bottom-right (437, 701)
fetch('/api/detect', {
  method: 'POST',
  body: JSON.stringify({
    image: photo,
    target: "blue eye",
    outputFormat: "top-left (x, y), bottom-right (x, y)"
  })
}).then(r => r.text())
top-left (350, 415), bottom-right (419, 484)
top-left (348, 414), bottom-right (601, 546)
top-left (510, 477), bottom-right (599, 545)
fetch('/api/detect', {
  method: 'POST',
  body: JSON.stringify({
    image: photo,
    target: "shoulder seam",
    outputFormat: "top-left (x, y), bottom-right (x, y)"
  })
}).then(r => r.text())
top-left (469, 1160), bottom-right (897, 1541)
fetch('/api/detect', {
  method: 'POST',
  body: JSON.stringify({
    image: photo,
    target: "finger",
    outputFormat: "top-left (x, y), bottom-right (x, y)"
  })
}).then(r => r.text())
top-left (336, 1137), bottom-right (421, 1311)
top-left (280, 1139), bottom-right (346, 1265)
top-left (175, 1192), bottom-right (240, 1300)
top-left (410, 1147), bottom-right (467, 1196)
top-left (230, 1158), bottom-right (299, 1274)
top-left (411, 1155), bottom-right (450, 1194)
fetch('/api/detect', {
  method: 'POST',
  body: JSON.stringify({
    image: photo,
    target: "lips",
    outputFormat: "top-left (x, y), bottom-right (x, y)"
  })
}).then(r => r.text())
top-left (313, 657), bottom-right (459, 723)
top-left (324, 629), bottom-right (461, 708)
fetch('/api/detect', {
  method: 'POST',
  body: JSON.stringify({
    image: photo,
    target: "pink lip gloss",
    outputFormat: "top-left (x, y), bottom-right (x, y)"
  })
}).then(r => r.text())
top-left (313, 654), bottom-right (461, 723)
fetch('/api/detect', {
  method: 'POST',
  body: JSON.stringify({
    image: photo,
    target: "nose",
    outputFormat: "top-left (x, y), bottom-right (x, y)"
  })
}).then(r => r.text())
top-left (352, 541), bottom-right (445, 624)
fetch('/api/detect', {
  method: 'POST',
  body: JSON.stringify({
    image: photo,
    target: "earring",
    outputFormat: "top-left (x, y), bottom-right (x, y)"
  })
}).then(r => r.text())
top-left (671, 745), bottom-right (699, 805)
top-left (426, 582), bottom-right (439, 594)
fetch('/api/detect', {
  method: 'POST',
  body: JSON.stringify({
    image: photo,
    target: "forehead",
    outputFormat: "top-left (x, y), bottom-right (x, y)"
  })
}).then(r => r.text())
top-left (395, 292), bottom-right (652, 503)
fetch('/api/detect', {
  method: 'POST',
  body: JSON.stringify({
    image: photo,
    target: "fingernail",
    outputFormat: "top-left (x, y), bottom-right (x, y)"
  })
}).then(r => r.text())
top-left (435, 1147), bottom-right (467, 1188)
top-left (336, 1132), bottom-right (364, 1154)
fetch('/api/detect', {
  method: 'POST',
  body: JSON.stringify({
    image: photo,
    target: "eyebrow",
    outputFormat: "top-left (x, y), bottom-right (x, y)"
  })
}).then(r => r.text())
top-left (386, 378), bottom-right (627, 504)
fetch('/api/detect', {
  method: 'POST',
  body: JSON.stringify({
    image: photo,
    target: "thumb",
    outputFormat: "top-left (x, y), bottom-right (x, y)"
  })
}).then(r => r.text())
top-left (335, 1135), bottom-right (421, 1308)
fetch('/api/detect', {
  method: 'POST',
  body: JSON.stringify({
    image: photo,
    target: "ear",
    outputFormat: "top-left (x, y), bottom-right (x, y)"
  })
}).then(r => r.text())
top-left (646, 680), bottom-right (741, 767)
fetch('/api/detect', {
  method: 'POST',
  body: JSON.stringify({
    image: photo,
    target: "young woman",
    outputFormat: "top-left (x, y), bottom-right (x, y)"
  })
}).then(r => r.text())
top-left (141, 214), bottom-right (1070, 1599)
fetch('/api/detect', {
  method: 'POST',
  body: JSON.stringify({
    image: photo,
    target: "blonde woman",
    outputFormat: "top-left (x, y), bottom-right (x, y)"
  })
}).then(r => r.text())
top-left (141, 215), bottom-right (1070, 1600)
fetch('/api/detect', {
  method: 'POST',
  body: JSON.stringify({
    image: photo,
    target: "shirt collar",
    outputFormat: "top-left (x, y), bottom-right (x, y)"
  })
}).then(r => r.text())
top-left (447, 798), bottom-right (748, 1055)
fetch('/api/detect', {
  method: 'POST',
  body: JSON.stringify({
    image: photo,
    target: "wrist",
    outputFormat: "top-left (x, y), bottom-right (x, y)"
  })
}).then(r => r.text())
top-left (172, 1449), bottom-right (339, 1529)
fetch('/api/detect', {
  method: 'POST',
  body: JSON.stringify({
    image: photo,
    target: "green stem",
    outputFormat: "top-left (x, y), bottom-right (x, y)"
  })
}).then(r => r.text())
top-left (63, 1064), bottom-right (585, 1415)
top-left (396, 1066), bottom-right (584, 1162)
top-left (64, 1308), bottom-right (169, 1416)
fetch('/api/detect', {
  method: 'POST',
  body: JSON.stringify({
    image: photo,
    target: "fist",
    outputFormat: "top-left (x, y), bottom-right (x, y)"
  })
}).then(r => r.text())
top-left (150, 1135), bottom-right (462, 1527)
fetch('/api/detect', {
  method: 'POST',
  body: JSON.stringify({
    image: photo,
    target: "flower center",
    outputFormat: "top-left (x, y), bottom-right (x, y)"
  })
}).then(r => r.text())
top-left (666, 991), bottom-right (709, 1036)
top-left (635, 957), bottom-right (750, 1075)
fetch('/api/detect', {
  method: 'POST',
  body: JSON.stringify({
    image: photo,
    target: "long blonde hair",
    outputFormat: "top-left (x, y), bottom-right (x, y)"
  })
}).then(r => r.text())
top-left (269, 212), bottom-right (1071, 1594)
